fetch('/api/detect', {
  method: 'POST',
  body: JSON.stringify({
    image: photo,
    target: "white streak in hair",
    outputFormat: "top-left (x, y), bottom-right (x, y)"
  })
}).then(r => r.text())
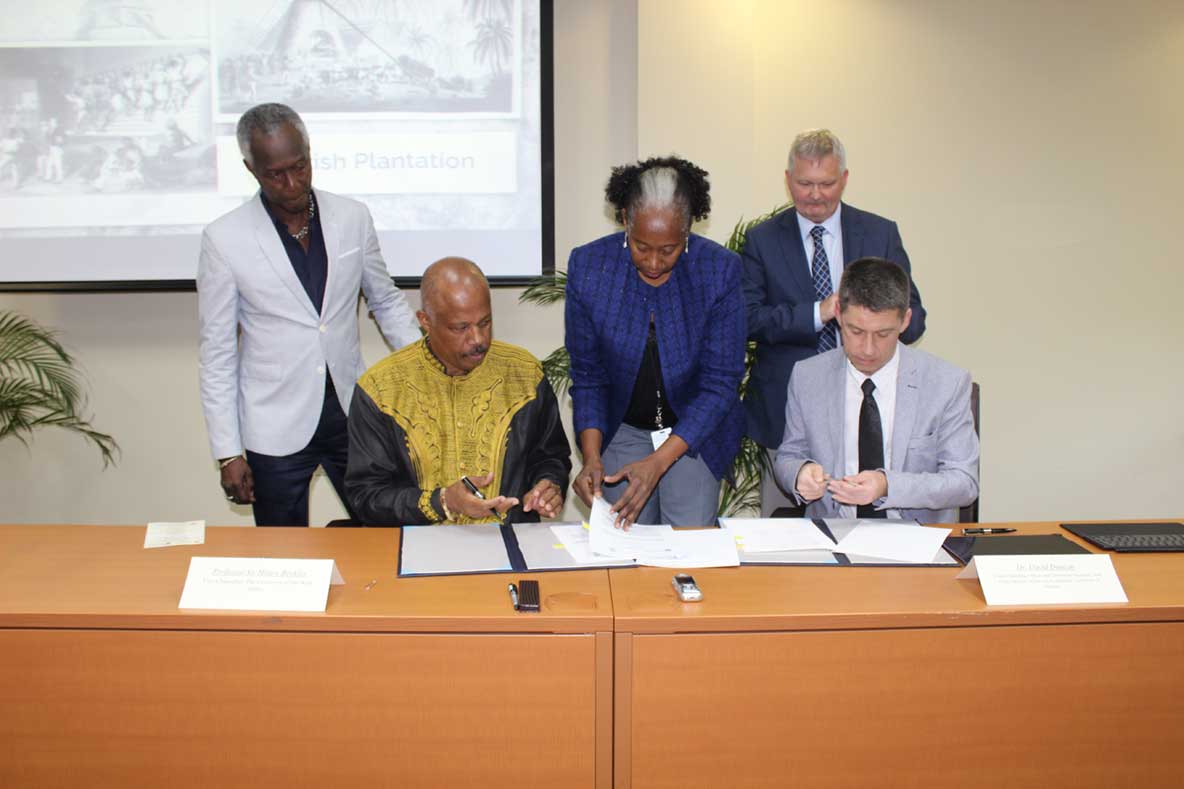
top-left (630, 167), bottom-right (689, 229)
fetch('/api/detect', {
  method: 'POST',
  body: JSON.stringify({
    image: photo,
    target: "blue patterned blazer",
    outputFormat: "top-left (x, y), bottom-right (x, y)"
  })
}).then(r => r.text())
top-left (565, 232), bottom-right (747, 480)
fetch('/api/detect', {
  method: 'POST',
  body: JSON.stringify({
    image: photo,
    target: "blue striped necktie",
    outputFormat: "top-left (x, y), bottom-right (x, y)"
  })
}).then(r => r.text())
top-left (810, 225), bottom-right (837, 352)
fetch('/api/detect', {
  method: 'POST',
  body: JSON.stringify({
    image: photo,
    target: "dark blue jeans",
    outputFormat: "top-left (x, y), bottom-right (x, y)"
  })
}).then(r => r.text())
top-left (246, 379), bottom-right (357, 527)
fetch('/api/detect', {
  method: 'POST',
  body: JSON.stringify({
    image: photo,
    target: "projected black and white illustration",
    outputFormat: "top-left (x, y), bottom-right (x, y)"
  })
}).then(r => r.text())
top-left (0, 0), bottom-right (546, 284)
top-left (0, 1), bottom-right (207, 43)
top-left (0, 47), bottom-right (213, 194)
top-left (215, 0), bottom-right (519, 115)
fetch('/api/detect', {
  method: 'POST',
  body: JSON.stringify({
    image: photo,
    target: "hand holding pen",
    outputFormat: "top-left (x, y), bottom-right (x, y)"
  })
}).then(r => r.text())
top-left (441, 473), bottom-right (518, 522)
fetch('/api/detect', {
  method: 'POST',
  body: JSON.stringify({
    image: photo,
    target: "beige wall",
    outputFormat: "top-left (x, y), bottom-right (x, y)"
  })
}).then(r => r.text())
top-left (0, 0), bottom-right (637, 525)
top-left (639, 0), bottom-right (1184, 520)
top-left (3, 0), bottom-right (1182, 525)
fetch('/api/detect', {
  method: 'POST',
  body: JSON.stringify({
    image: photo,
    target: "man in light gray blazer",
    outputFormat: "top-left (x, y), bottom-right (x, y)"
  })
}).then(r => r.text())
top-left (198, 103), bottom-right (419, 526)
top-left (774, 258), bottom-right (978, 524)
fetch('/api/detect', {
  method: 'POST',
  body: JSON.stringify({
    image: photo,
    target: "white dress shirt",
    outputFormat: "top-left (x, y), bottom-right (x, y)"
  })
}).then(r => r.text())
top-left (795, 205), bottom-right (844, 336)
top-left (841, 344), bottom-right (900, 519)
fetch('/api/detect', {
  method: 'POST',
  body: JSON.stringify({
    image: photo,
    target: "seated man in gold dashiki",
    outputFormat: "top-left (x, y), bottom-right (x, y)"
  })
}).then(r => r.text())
top-left (345, 257), bottom-right (572, 525)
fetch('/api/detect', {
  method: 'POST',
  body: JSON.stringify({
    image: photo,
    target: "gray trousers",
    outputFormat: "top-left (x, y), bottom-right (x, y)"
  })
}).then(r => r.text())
top-left (601, 423), bottom-right (720, 526)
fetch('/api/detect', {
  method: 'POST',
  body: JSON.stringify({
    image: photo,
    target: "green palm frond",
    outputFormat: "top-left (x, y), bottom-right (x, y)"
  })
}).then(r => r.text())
top-left (519, 271), bottom-right (567, 306)
top-left (725, 203), bottom-right (792, 255)
top-left (718, 436), bottom-right (769, 517)
top-left (540, 347), bottom-right (571, 399)
top-left (0, 311), bottom-right (81, 404)
top-left (0, 310), bottom-right (119, 468)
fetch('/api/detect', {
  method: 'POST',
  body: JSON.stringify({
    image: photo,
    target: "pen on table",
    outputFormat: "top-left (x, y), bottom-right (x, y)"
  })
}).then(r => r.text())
top-left (507, 583), bottom-right (519, 611)
top-left (962, 527), bottom-right (1017, 535)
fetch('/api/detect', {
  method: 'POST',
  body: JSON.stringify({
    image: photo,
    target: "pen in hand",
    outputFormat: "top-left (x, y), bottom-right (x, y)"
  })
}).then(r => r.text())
top-left (462, 475), bottom-right (486, 499)
top-left (462, 475), bottom-right (509, 525)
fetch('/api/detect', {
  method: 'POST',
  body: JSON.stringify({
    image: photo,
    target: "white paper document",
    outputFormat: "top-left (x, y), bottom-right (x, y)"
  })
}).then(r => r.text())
top-left (719, 517), bottom-right (837, 553)
top-left (644, 528), bottom-right (740, 568)
top-left (962, 554), bottom-right (1129, 606)
top-left (399, 524), bottom-right (511, 575)
top-left (833, 521), bottom-right (951, 564)
top-left (549, 523), bottom-right (637, 566)
top-left (144, 520), bottom-right (206, 549)
top-left (178, 557), bottom-right (344, 612)
top-left (586, 497), bottom-right (739, 567)
top-left (587, 496), bottom-right (678, 563)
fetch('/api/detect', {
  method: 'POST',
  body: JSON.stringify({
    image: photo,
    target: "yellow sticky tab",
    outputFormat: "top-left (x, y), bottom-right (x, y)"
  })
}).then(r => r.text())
top-left (553, 543), bottom-right (565, 549)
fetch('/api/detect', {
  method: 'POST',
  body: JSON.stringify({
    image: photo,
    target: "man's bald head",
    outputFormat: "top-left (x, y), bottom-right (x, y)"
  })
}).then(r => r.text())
top-left (416, 257), bottom-right (494, 376)
top-left (420, 257), bottom-right (489, 319)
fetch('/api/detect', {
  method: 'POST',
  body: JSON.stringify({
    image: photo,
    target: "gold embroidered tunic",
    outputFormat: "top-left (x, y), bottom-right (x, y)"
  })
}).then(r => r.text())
top-left (344, 339), bottom-right (572, 525)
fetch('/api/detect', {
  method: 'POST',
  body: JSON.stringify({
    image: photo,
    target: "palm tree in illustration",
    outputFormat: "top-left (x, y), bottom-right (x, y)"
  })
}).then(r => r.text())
top-left (462, 0), bottom-right (511, 22)
top-left (469, 17), bottom-right (512, 75)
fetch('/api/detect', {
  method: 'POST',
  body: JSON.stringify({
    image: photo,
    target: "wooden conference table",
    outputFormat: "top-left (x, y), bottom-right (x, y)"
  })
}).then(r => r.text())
top-left (0, 525), bottom-right (614, 789)
top-left (1, 522), bottom-right (1182, 788)
top-left (611, 521), bottom-right (1184, 789)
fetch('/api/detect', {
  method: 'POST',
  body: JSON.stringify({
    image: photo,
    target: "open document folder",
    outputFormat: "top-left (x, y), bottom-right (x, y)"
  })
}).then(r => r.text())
top-left (397, 516), bottom-right (957, 577)
top-left (720, 517), bottom-right (960, 566)
top-left (398, 522), bottom-right (638, 577)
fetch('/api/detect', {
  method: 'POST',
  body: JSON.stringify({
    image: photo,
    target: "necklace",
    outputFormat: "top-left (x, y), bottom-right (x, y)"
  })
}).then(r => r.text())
top-left (290, 194), bottom-right (315, 242)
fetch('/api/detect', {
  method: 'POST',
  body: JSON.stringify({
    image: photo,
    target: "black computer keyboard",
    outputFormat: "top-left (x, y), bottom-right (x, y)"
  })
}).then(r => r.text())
top-left (1090, 533), bottom-right (1184, 552)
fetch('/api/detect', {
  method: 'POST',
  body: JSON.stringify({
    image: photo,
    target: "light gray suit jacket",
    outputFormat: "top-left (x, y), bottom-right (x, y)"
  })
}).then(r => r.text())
top-left (773, 344), bottom-right (979, 523)
top-left (198, 188), bottom-right (419, 459)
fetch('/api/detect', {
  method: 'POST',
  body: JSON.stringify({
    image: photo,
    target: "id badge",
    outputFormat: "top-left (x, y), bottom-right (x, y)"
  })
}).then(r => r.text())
top-left (650, 427), bottom-right (673, 451)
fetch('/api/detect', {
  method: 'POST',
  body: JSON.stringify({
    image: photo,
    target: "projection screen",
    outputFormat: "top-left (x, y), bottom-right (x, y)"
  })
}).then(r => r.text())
top-left (0, 0), bottom-right (552, 289)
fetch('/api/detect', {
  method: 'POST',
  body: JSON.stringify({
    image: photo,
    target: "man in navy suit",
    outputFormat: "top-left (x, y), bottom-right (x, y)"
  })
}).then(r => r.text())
top-left (741, 129), bottom-right (926, 515)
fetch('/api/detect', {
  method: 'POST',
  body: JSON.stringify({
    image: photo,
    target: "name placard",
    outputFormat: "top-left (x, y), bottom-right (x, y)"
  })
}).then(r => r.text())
top-left (178, 557), bottom-right (345, 612)
top-left (960, 554), bottom-right (1128, 606)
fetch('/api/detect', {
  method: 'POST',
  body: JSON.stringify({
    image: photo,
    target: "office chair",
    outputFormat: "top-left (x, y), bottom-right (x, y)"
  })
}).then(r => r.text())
top-left (958, 381), bottom-right (981, 524)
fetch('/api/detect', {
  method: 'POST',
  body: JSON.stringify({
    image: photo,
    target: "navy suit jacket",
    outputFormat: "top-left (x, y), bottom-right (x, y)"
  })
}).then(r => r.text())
top-left (742, 203), bottom-right (926, 449)
top-left (565, 232), bottom-right (746, 480)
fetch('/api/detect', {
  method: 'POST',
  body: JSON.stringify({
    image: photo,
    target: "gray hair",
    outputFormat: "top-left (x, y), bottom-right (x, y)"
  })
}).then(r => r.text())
top-left (787, 128), bottom-right (847, 173)
top-left (838, 257), bottom-right (910, 316)
top-left (236, 103), bottom-right (309, 165)
top-left (632, 167), bottom-right (687, 229)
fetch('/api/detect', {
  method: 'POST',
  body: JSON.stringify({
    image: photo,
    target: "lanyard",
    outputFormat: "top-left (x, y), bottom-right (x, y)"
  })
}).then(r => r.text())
top-left (648, 317), bottom-right (665, 430)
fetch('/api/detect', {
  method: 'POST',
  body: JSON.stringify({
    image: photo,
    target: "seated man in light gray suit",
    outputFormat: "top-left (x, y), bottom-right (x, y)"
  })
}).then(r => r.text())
top-left (198, 103), bottom-right (419, 526)
top-left (774, 258), bottom-right (977, 523)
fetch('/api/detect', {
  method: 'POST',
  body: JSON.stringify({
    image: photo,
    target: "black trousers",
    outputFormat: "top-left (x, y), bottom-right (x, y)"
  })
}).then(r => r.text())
top-left (246, 378), bottom-right (358, 527)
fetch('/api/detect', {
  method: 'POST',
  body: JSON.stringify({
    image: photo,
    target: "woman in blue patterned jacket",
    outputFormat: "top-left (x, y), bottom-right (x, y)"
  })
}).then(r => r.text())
top-left (565, 156), bottom-right (747, 527)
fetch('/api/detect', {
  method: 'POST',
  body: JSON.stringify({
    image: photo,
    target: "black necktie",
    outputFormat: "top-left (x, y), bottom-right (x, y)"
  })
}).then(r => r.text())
top-left (858, 378), bottom-right (886, 519)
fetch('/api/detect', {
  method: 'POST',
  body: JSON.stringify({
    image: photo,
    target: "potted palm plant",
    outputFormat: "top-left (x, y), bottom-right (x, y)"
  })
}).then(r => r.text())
top-left (520, 204), bottom-right (790, 516)
top-left (0, 310), bottom-right (118, 467)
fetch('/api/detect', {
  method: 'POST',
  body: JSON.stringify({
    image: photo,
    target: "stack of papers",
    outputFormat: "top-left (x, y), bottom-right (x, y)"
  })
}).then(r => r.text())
top-left (549, 509), bottom-right (954, 569)
top-left (548, 523), bottom-right (636, 566)
top-left (565, 497), bottom-right (740, 568)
